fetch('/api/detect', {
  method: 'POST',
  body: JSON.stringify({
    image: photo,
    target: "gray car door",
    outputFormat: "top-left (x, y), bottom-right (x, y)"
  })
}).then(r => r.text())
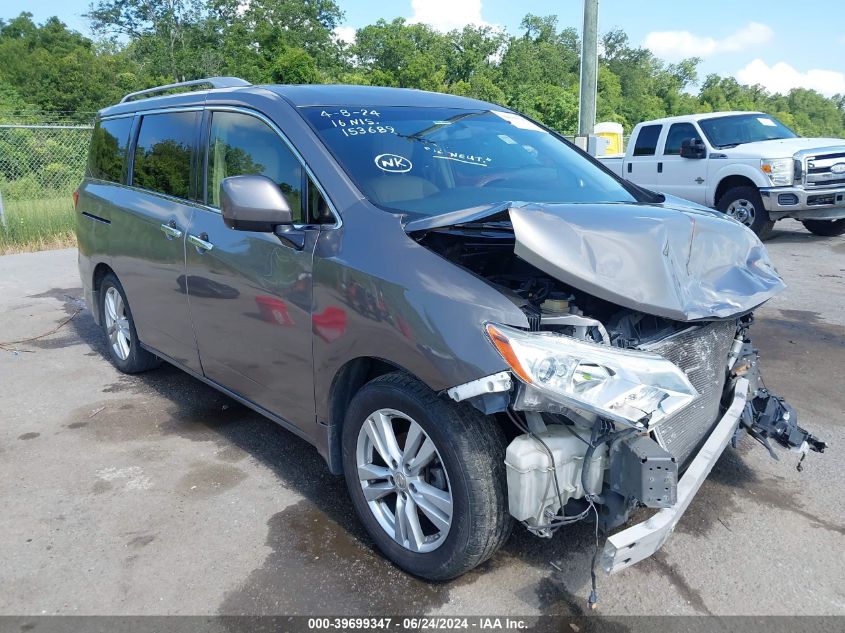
top-left (111, 110), bottom-right (201, 372)
top-left (184, 108), bottom-right (319, 432)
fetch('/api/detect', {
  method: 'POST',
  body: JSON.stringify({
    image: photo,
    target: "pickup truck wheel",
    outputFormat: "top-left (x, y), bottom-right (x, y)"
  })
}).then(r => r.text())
top-left (342, 372), bottom-right (511, 580)
top-left (717, 186), bottom-right (774, 239)
top-left (801, 219), bottom-right (845, 237)
top-left (99, 273), bottom-right (161, 374)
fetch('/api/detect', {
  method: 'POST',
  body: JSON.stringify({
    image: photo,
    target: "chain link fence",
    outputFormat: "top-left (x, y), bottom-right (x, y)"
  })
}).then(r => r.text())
top-left (0, 123), bottom-right (93, 198)
top-left (0, 119), bottom-right (93, 251)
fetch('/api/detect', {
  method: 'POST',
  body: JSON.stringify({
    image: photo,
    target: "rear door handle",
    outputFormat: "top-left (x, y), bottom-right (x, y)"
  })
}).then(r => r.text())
top-left (187, 233), bottom-right (213, 252)
top-left (657, 162), bottom-right (663, 173)
top-left (160, 222), bottom-right (183, 239)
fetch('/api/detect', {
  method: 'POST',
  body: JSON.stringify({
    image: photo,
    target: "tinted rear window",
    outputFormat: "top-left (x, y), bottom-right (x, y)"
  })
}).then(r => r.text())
top-left (633, 125), bottom-right (662, 156)
top-left (132, 111), bottom-right (198, 199)
top-left (88, 117), bottom-right (133, 183)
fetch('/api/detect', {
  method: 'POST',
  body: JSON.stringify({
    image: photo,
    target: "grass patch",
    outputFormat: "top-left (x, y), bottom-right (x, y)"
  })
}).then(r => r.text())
top-left (0, 197), bottom-right (77, 255)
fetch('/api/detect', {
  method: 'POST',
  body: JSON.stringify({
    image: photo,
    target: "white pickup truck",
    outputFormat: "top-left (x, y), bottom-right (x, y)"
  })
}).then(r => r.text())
top-left (599, 111), bottom-right (845, 238)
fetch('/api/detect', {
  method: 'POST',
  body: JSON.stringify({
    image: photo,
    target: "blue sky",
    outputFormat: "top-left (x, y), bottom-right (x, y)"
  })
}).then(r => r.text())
top-left (11, 0), bottom-right (845, 96)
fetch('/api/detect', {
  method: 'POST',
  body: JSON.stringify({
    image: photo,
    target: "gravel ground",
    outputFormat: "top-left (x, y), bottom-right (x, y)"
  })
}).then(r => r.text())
top-left (0, 219), bottom-right (843, 618)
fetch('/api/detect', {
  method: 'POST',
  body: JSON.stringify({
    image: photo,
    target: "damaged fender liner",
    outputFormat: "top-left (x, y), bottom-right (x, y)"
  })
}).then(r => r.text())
top-left (602, 377), bottom-right (749, 575)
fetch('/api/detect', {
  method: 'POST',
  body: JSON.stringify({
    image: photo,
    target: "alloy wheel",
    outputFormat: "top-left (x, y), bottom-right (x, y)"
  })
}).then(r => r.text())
top-left (356, 408), bottom-right (453, 553)
top-left (104, 286), bottom-right (131, 361)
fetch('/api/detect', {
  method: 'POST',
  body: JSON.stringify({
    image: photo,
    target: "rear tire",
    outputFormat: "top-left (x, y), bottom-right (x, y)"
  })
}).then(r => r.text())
top-left (717, 185), bottom-right (774, 239)
top-left (98, 273), bottom-right (161, 374)
top-left (802, 219), bottom-right (845, 237)
top-left (342, 372), bottom-right (511, 580)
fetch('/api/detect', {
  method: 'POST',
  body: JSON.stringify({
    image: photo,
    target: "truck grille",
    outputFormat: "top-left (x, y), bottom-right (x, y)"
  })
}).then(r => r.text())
top-left (639, 320), bottom-right (737, 464)
top-left (805, 150), bottom-right (845, 188)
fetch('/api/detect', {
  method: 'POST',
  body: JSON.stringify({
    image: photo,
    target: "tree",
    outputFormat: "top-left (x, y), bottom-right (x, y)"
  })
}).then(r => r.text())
top-left (211, 0), bottom-right (344, 81)
top-left (0, 13), bottom-right (141, 118)
top-left (1, 9), bottom-right (844, 142)
top-left (86, 0), bottom-right (211, 81)
top-left (351, 19), bottom-right (450, 91)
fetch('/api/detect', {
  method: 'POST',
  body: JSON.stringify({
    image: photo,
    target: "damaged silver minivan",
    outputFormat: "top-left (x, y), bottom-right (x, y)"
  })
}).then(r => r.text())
top-left (76, 78), bottom-right (825, 586)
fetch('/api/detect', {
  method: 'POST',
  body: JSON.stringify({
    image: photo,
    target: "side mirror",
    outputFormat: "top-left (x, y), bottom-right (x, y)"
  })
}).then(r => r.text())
top-left (680, 138), bottom-right (706, 159)
top-left (220, 175), bottom-right (294, 232)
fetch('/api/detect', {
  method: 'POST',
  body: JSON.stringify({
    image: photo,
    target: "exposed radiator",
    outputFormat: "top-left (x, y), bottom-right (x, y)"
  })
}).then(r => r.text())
top-left (640, 320), bottom-right (737, 464)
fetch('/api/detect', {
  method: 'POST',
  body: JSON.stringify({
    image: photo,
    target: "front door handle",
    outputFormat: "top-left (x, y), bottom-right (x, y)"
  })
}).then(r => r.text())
top-left (694, 177), bottom-right (705, 184)
top-left (160, 222), bottom-right (183, 240)
top-left (187, 233), bottom-right (213, 252)
top-left (657, 162), bottom-right (663, 173)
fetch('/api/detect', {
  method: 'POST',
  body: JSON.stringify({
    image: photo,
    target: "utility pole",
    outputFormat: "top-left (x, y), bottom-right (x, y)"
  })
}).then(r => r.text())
top-left (577, 0), bottom-right (599, 138)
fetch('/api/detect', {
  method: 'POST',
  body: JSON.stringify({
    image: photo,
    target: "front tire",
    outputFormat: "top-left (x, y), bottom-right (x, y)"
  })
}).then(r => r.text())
top-left (802, 219), bottom-right (845, 237)
top-left (99, 273), bottom-right (161, 374)
top-left (342, 372), bottom-right (511, 580)
top-left (717, 185), bottom-right (774, 239)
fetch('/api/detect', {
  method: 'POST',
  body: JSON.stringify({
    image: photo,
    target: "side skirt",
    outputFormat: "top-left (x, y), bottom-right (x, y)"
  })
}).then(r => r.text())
top-left (139, 343), bottom-right (321, 452)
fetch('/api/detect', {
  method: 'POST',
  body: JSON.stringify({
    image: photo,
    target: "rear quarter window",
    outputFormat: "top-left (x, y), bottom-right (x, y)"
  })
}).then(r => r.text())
top-left (87, 117), bottom-right (133, 183)
top-left (132, 111), bottom-right (199, 199)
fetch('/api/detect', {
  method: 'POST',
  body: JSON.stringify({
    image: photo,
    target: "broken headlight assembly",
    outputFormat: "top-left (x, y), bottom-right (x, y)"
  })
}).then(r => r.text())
top-left (485, 323), bottom-right (698, 428)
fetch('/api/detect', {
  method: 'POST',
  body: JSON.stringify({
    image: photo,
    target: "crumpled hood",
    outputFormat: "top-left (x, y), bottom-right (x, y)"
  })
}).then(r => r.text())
top-left (508, 201), bottom-right (785, 321)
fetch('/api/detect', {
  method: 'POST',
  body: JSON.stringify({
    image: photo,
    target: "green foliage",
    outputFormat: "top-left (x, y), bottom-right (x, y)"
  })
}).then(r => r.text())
top-left (0, 126), bottom-right (92, 198)
top-left (0, 197), bottom-right (76, 254)
top-left (2, 8), bottom-right (844, 252)
top-left (0, 13), bottom-right (139, 119)
top-left (1, 9), bottom-right (845, 138)
top-left (272, 48), bottom-right (319, 84)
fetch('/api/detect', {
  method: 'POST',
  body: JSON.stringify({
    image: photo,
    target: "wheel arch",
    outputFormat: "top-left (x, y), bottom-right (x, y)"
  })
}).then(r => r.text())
top-left (322, 356), bottom-right (420, 474)
top-left (90, 262), bottom-right (116, 326)
top-left (714, 174), bottom-right (759, 207)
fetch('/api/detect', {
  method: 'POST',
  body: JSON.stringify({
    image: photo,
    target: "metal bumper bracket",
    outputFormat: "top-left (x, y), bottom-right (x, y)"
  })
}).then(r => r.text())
top-left (602, 378), bottom-right (749, 574)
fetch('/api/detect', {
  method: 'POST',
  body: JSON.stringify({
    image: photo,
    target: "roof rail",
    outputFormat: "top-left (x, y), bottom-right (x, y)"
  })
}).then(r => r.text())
top-left (119, 77), bottom-right (251, 104)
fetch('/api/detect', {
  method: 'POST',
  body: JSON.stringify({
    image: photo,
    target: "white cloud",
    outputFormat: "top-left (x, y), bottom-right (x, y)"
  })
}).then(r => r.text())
top-left (333, 26), bottom-right (356, 45)
top-left (736, 59), bottom-right (845, 97)
top-left (408, 0), bottom-right (489, 32)
top-left (644, 22), bottom-right (772, 61)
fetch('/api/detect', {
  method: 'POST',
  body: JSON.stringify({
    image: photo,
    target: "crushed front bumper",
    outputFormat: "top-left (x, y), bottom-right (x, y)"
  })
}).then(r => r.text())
top-left (601, 378), bottom-right (749, 574)
top-left (760, 186), bottom-right (845, 220)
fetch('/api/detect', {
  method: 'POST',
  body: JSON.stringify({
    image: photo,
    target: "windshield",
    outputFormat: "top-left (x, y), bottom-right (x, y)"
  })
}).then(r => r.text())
top-left (301, 106), bottom-right (636, 217)
top-left (699, 114), bottom-right (798, 148)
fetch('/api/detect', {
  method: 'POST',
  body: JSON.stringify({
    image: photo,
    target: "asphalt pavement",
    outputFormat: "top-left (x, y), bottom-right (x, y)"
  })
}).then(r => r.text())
top-left (1, 220), bottom-right (843, 617)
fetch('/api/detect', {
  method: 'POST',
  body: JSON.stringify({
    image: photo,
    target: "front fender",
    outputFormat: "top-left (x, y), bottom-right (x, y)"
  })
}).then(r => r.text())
top-left (709, 162), bottom-right (769, 206)
top-left (311, 202), bottom-right (528, 426)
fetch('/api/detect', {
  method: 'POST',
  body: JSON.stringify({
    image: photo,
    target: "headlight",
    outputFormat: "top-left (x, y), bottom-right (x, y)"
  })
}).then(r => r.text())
top-left (485, 323), bottom-right (698, 429)
top-left (761, 158), bottom-right (794, 186)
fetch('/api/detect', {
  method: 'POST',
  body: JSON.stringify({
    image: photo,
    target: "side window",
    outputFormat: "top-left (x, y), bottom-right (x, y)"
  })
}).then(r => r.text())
top-left (132, 111), bottom-right (199, 199)
top-left (633, 125), bottom-right (662, 157)
top-left (87, 117), bottom-right (133, 183)
top-left (664, 123), bottom-right (702, 156)
top-left (207, 111), bottom-right (304, 223)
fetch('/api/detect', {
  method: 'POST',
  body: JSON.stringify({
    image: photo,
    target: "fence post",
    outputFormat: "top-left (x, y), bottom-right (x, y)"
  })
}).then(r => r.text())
top-left (0, 189), bottom-right (6, 232)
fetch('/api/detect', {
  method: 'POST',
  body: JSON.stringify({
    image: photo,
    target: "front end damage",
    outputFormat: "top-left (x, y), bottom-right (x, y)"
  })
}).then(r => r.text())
top-left (411, 201), bottom-right (826, 584)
